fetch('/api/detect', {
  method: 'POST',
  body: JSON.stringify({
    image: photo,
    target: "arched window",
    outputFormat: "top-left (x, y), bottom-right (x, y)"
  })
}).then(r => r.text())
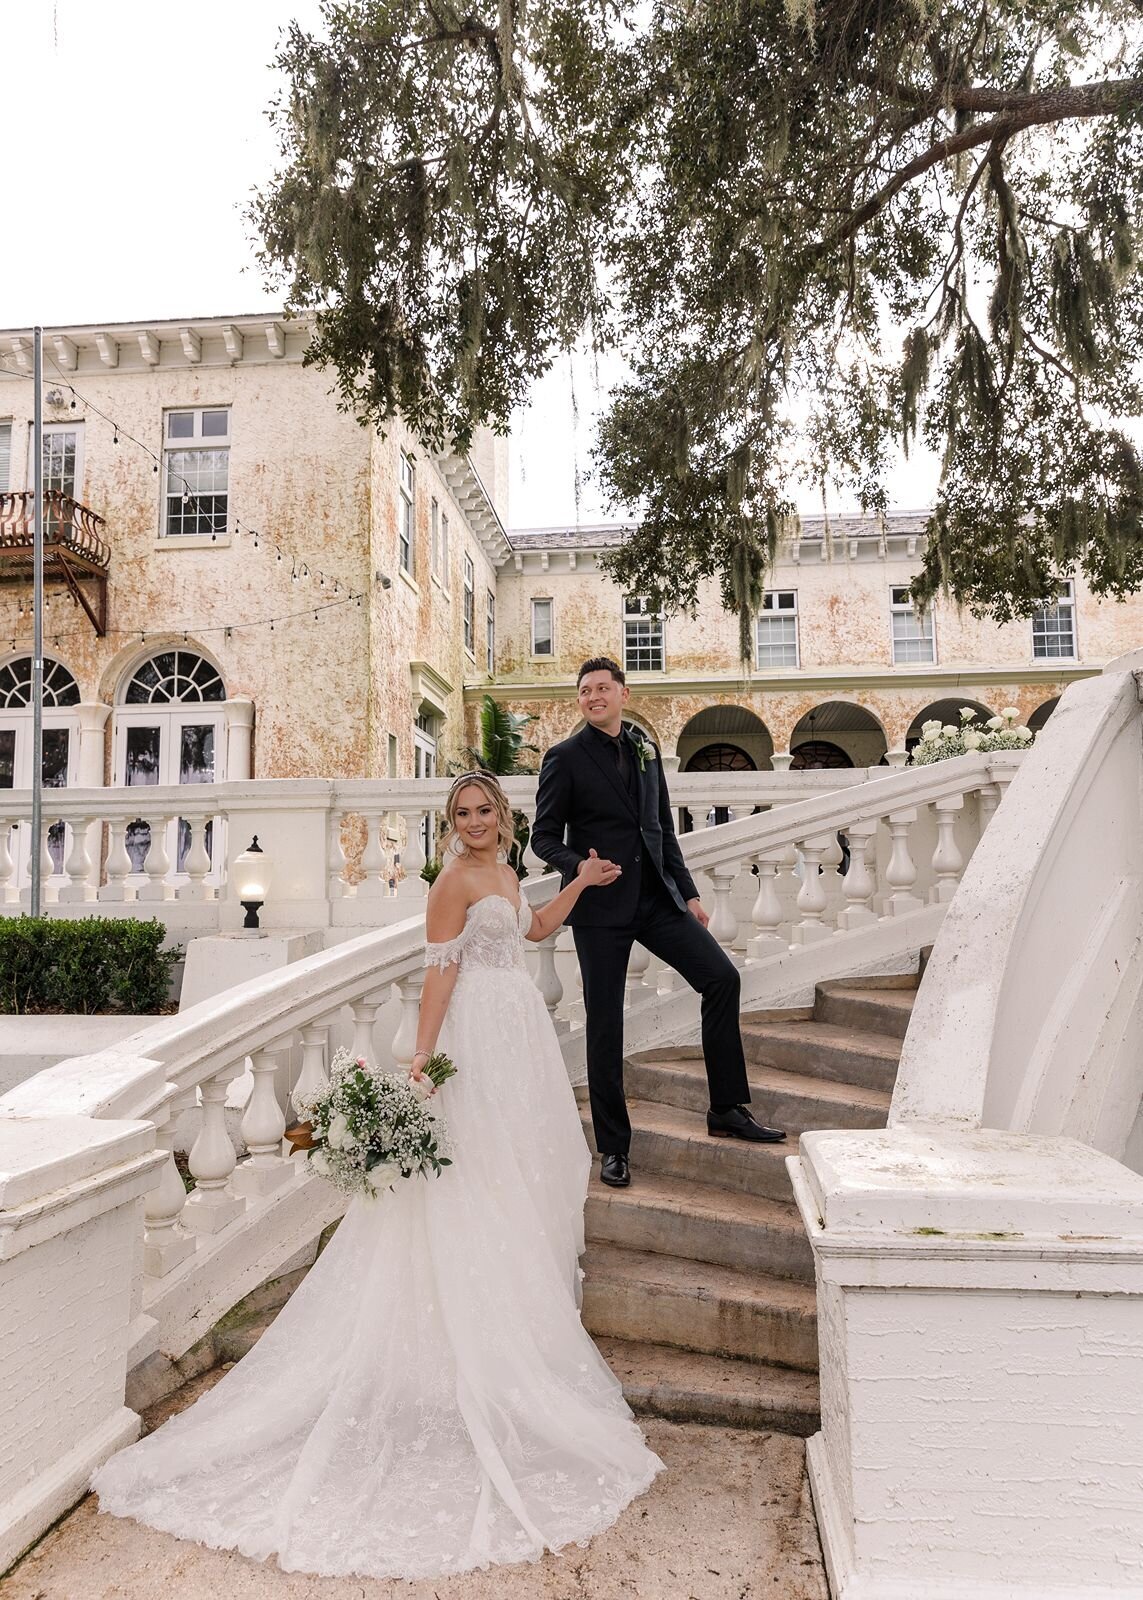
top-left (790, 739), bottom-right (854, 770)
top-left (684, 742), bottom-right (756, 772)
top-left (0, 656), bottom-right (80, 708)
top-left (124, 650), bottom-right (225, 704)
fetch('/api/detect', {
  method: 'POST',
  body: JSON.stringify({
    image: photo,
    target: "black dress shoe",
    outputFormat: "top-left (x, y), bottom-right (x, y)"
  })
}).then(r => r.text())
top-left (600, 1153), bottom-right (631, 1186)
top-left (707, 1106), bottom-right (786, 1143)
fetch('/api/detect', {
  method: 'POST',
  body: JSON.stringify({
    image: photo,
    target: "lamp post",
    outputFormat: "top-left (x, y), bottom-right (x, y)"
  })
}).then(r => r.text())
top-left (234, 835), bottom-right (272, 931)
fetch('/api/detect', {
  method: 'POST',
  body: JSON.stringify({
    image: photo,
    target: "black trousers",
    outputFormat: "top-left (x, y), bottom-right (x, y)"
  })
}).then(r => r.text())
top-left (572, 871), bottom-right (751, 1155)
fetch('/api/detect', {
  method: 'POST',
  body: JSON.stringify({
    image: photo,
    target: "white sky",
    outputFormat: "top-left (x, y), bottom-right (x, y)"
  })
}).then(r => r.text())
top-left (2, 0), bottom-right (939, 529)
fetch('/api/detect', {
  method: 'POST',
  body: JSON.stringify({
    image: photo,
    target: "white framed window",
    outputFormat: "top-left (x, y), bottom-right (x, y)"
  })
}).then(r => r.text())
top-left (890, 585), bottom-right (935, 665)
top-left (430, 498), bottom-right (440, 577)
top-left (623, 594), bottom-right (664, 673)
top-left (463, 553), bottom-right (475, 654)
top-left (398, 451), bottom-right (415, 575)
top-left (755, 590), bottom-right (799, 668)
top-left (0, 420), bottom-right (12, 492)
top-left (162, 408), bottom-right (229, 538)
top-left (486, 589), bottom-right (495, 673)
top-left (531, 597), bottom-right (554, 657)
top-left (1032, 581), bottom-right (1077, 659)
top-left (31, 423), bottom-right (85, 503)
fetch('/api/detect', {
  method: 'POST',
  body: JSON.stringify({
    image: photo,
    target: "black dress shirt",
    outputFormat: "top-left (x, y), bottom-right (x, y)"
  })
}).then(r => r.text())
top-left (588, 721), bottom-right (637, 801)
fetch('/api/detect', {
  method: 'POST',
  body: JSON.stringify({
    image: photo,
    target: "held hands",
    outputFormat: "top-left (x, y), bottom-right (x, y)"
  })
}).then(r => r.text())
top-left (577, 848), bottom-right (622, 889)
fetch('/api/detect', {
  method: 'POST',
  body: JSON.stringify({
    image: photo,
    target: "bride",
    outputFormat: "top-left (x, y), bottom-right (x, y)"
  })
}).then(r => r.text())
top-left (92, 772), bottom-right (664, 1580)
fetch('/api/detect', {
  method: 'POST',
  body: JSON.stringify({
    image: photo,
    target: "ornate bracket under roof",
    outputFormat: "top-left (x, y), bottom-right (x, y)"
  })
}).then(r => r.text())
top-left (435, 452), bottom-right (513, 569)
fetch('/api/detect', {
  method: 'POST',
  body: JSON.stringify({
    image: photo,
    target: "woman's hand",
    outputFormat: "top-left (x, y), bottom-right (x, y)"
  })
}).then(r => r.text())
top-left (577, 847), bottom-right (622, 888)
top-left (410, 1049), bottom-right (429, 1082)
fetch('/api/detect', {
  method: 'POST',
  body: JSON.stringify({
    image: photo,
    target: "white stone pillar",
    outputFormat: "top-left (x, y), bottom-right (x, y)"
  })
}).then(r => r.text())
top-left (224, 697), bottom-right (255, 781)
top-left (791, 1125), bottom-right (1143, 1600)
top-left (74, 703), bottom-right (110, 891)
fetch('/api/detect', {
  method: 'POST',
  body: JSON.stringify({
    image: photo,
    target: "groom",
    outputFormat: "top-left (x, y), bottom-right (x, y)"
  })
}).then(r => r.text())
top-left (531, 657), bottom-right (785, 1187)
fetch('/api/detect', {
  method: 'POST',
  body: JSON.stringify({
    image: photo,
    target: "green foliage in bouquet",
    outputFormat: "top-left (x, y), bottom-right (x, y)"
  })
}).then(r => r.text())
top-left (294, 1047), bottom-right (457, 1199)
top-left (910, 706), bottom-right (1035, 766)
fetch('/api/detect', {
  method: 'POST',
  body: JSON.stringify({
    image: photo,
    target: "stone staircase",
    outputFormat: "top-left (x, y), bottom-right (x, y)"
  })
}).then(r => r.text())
top-left (580, 973), bottom-right (918, 1436)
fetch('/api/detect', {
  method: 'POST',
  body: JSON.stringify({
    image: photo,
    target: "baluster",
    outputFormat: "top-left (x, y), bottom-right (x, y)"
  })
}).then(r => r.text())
top-left (977, 783), bottom-right (1001, 834)
top-left (99, 816), bottom-right (134, 902)
top-left (520, 807), bottom-right (547, 878)
top-left (0, 819), bottom-right (16, 905)
top-left (293, 1022), bottom-right (331, 1117)
top-left (58, 816), bottom-right (93, 903)
top-left (357, 811), bottom-right (388, 899)
top-left (930, 794), bottom-right (966, 904)
top-left (884, 808), bottom-right (923, 916)
top-left (233, 1044), bottom-right (293, 1197)
top-left (746, 851), bottom-right (786, 959)
top-left (821, 832), bottom-right (845, 873)
top-left (350, 990), bottom-right (386, 1064)
top-left (792, 833), bottom-right (834, 943)
top-left (178, 815), bottom-right (213, 901)
top-left (391, 975), bottom-right (423, 1069)
top-left (837, 819), bottom-right (879, 929)
top-left (183, 1068), bottom-right (247, 1233)
top-left (38, 828), bottom-right (57, 902)
top-left (138, 814), bottom-right (174, 901)
top-left (144, 1093), bottom-right (198, 1276)
top-left (626, 942), bottom-right (652, 997)
top-left (701, 795), bottom-right (720, 829)
top-left (708, 863), bottom-right (742, 964)
top-left (327, 809), bottom-right (348, 900)
top-left (535, 929), bottom-right (568, 1034)
top-left (396, 810), bottom-right (426, 896)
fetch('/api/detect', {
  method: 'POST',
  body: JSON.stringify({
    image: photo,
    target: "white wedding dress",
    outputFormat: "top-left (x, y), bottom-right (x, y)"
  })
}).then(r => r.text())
top-left (92, 893), bottom-right (663, 1580)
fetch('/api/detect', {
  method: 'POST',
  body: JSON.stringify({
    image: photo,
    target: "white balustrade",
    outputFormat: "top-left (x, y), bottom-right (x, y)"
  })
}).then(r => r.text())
top-left (99, 817), bottom-right (132, 902)
top-left (791, 834), bottom-right (835, 943)
top-left (233, 1044), bottom-right (293, 1197)
top-left (708, 863), bottom-right (742, 963)
top-left (836, 819), bottom-right (878, 930)
top-left (747, 852), bottom-right (786, 958)
top-left (535, 931), bottom-right (568, 1033)
top-left (178, 816), bottom-right (214, 902)
top-left (978, 783), bottom-right (1001, 832)
top-left (626, 942), bottom-right (653, 996)
top-left (143, 1093), bottom-right (198, 1277)
top-left (350, 993), bottom-right (386, 1063)
top-left (930, 794), bottom-right (966, 904)
top-left (883, 808), bottom-right (923, 916)
top-left (138, 814), bottom-right (175, 902)
top-left (391, 975), bottom-right (424, 1069)
top-left (0, 821), bottom-right (14, 904)
top-left (183, 1067), bottom-right (247, 1233)
top-left (327, 810), bottom-right (348, 900)
top-left (357, 811), bottom-right (389, 899)
top-left (58, 817), bottom-right (93, 904)
top-left (520, 807), bottom-right (547, 878)
top-left (396, 810), bottom-right (426, 895)
top-left (293, 1023), bottom-right (331, 1115)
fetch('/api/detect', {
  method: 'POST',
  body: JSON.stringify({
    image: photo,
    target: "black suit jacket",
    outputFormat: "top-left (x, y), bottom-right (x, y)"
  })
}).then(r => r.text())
top-left (530, 724), bottom-right (698, 926)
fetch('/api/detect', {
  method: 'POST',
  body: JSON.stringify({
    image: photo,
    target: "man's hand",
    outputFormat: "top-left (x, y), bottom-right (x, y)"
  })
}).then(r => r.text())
top-left (687, 897), bottom-right (710, 928)
top-left (577, 847), bottom-right (620, 881)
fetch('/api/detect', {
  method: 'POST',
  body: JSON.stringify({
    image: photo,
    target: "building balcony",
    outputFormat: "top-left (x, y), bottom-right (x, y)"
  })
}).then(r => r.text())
top-left (0, 490), bottom-right (110, 635)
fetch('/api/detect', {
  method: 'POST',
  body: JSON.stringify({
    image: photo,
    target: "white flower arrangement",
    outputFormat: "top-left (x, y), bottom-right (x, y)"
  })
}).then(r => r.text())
top-left (910, 706), bottom-right (1034, 765)
top-left (291, 1047), bottom-right (456, 1200)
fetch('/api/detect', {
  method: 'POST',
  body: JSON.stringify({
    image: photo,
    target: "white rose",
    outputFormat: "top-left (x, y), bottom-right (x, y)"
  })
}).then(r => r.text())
top-left (921, 719), bottom-right (942, 734)
top-left (326, 1112), bottom-right (350, 1150)
top-left (366, 1162), bottom-right (401, 1194)
top-left (942, 724), bottom-right (958, 737)
top-left (959, 707), bottom-right (977, 722)
top-left (921, 726), bottom-right (940, 743)
top-left (1016, 726), bottom-right (1033, 741)
top-left (986, 716), bottom-right (1003, 731)
top-left (962, 731), bottom-right (982, 749)
top-left (1001, 706), bottom-right (1020, 722)
top-left (309, 1149), bottom-right (331, 1178)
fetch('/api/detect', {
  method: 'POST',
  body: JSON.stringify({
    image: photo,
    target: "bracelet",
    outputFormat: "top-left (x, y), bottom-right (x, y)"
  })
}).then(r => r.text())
top-left (412, 1049), bottom-right (430, 1062)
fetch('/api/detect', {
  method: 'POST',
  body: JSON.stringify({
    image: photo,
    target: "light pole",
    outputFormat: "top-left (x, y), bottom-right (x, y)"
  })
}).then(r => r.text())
top-left (30, 326), bottom-right (44, 918)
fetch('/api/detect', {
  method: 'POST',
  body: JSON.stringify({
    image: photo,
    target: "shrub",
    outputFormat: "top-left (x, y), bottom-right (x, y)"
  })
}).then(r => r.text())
top-left (0, 917), bottom-right (182, 1015)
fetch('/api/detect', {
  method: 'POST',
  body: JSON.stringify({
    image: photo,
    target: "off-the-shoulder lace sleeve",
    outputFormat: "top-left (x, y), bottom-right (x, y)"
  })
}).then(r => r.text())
top-left (425, 927), bottom-right (470, 972)
top-left (519, 901), bottom-right (534, 938)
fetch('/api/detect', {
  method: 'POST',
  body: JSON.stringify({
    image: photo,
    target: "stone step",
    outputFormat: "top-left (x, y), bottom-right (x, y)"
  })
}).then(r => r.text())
top-left (739, 1018), bottom-right (902, 1093)
top-left (594, 1337), bottom-right (820, 1436)
top-left (581, 1098), bottom-right (798, 1202)
top-left (582, 1242), bottom-right (818, 1371)
top-left (814, 980), bottom-right (917, 1041)
top-left (585, 1166), bottom-right (813, 1281)
top-left (621, 1055), bottom-right (891, 1138)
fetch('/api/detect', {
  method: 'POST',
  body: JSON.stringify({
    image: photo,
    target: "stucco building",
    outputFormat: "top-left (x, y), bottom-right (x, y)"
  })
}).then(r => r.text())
top-left (1, 311), bottom-right (1138, 881)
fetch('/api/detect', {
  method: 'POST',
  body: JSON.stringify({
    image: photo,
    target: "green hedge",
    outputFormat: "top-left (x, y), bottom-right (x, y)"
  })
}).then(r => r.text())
top-left (0, 917), bottom-right (182, 1015)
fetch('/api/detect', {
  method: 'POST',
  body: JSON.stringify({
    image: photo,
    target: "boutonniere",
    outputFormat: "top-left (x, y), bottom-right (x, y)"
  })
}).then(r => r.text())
top-left (628, 729), bottom-right (657, 773)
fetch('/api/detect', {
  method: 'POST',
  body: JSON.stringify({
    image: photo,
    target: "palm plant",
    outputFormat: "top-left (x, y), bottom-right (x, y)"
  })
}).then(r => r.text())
top-left (458, 694), bottom-right (541, 877)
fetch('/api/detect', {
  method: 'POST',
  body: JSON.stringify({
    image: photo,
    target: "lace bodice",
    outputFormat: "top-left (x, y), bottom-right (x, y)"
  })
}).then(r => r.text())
top-left (425, 893), bottom-right (533, 975)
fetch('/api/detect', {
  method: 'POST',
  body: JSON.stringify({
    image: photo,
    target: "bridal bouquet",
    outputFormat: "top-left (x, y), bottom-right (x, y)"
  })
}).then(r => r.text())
top-left (291, 1047), bottom-right (456, 1199)
top-left (910, 706), bottom-right (1034, 766)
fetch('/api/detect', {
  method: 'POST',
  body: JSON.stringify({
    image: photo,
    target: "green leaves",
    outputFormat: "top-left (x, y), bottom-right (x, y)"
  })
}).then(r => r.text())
top-left (0, 917), bottom-right (180, 1015)
top-left (469, 692), bottom-right (540, 775)
top-left (255, 0), bottom-right (1143, 620)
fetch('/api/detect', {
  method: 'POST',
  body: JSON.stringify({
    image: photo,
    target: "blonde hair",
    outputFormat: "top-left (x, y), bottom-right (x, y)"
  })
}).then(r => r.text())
top-left (443, 773), bottom-right (516, 862)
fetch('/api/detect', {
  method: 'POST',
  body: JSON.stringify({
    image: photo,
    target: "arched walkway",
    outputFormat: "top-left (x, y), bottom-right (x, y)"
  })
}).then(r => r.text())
top-left (676, 705), bottom-right (773, 772)
top-left (790, 702), bottom-right (887, 768)
top-left (1029, 697), bottom-right (1059, 732)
